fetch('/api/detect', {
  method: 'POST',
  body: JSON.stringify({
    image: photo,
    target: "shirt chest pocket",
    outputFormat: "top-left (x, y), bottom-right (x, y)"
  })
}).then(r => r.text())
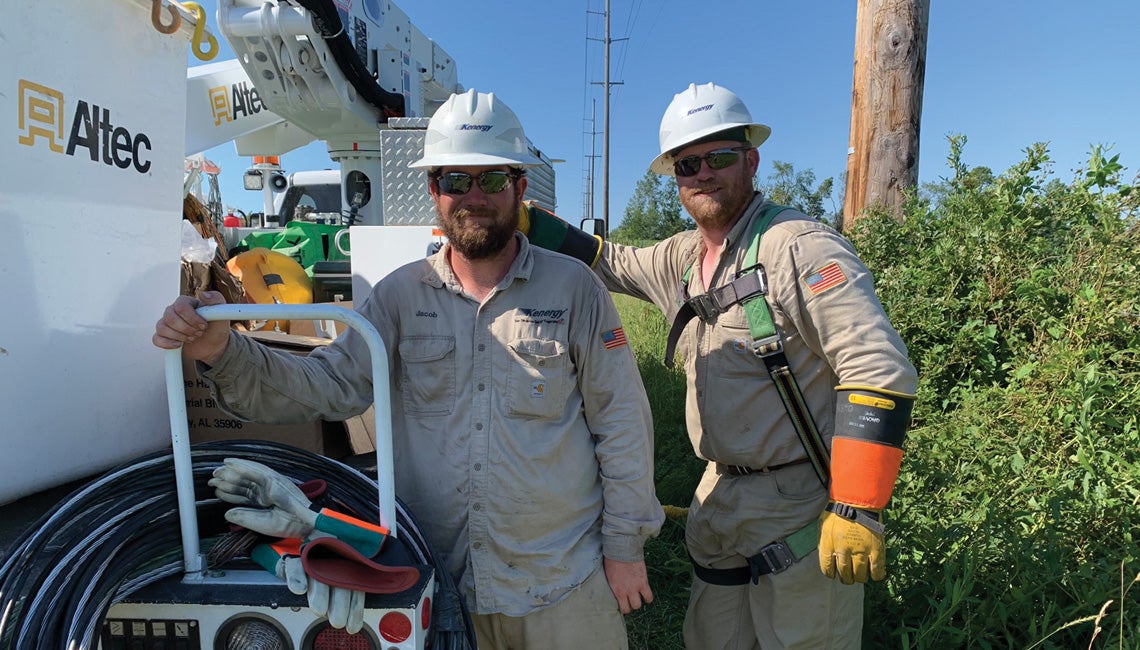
top-left (398, 336), bottom-right (456, 416)
top-left (507, 338), bottom-right (571, 420)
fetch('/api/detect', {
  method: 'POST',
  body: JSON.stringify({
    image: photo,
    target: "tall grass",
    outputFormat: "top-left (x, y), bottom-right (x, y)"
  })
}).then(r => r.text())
top-left (617, 140), bottom-right (1140, 648)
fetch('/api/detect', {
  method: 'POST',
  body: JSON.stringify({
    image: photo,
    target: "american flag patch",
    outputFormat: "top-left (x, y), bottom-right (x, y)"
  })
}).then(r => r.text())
top-left (601, 327), bottom-right (628, 350)
top-left (804, 262), bottom-right (847, 295)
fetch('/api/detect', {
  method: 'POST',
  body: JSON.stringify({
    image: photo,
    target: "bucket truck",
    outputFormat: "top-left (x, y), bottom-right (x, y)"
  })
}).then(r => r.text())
top-left (1, 0), bottom-right (559, 647)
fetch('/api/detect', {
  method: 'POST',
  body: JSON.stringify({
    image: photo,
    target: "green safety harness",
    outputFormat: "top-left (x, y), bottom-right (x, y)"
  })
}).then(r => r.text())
top-left (666, 204), bottom-right (834, 583)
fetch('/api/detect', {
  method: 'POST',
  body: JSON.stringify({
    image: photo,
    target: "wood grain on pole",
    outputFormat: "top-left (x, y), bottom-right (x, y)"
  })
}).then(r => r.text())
top-left (844, 0), bottom-right (930, 228)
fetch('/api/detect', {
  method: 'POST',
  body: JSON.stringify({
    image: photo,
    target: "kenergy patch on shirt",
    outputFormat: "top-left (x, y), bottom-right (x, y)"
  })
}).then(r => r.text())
top-left (601, 327), bottom-right (628, 350)
top-left (804, 262), bottom-right (847, 295)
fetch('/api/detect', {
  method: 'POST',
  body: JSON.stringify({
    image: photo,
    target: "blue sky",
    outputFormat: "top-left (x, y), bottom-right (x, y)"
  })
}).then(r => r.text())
top-left (192, 1), bottom-right (1140, 226)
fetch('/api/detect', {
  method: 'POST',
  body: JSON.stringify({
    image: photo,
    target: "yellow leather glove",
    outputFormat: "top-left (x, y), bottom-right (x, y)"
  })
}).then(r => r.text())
top-left (818, 501), bottom-right (885, 584)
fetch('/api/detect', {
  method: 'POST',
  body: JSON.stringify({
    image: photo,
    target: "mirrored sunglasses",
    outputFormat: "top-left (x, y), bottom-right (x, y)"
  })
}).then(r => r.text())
top-left (437, 170), bottom-right (515, 195)
top-left (673, 146), bottom-right (750, 177)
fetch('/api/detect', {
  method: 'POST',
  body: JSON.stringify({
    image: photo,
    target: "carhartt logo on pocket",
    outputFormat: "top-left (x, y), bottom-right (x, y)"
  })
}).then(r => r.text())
top-left (531, 381), bottom-right (546, 398)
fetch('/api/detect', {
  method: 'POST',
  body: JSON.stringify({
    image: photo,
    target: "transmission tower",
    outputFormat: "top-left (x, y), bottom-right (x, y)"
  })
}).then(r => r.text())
top-left (588, 0), bottom-right (626, 235)
top-left (582, 99), bottom-right (599, 221)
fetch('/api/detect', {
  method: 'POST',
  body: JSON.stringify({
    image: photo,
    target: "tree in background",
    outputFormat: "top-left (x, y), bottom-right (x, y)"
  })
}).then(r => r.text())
top-left (758, 160), bottom-right (839, 227)
top-left (612, 171), bottom-right (691, 244)
top-left (615, 161), bottom-right (841, 245)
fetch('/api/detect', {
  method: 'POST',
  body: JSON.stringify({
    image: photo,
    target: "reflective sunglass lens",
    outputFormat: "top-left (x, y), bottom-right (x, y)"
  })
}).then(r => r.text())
top-left (440, 173), bottom-right (472, 195)
top-left (672, 147), bottom-right (746, 177)
top-left (477, 172), bottom-right (511, 194)
top-left (439, 171), bottom-right (512, 195)
top-left (705, 151), bottom-right (739, 170)
top-left (674, 157), bottom-right (701, 177)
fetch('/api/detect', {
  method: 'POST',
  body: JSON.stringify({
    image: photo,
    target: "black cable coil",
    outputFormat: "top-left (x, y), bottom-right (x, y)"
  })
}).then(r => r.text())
top-left (0, 440), bottom-right (476, 650)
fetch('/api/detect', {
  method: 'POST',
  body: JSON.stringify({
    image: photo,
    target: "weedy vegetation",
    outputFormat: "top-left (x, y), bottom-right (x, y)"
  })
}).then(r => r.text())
top-left (621, 139), bottom-right (1140, 649)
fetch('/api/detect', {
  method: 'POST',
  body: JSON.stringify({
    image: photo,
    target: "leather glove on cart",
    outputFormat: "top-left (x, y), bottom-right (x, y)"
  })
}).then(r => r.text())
top-left (253, 538), bottom-right (366, 634)
top-left (819, 386), bottom-right (915, 584)
top-left (209, 457), bottom-right (388, 556)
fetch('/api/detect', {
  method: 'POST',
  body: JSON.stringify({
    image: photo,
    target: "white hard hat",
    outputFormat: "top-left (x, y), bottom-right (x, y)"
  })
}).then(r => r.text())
top-left (409, 89), bottom-right (542, 169)
top-left (649, 83), bottom-right (771, 176)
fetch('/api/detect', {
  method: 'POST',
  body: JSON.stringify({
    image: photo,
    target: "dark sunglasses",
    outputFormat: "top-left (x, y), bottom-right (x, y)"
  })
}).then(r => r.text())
top-left (673, 146), bottom-right (751, 177)
top-left (436, 170), bottom-right (516, 195)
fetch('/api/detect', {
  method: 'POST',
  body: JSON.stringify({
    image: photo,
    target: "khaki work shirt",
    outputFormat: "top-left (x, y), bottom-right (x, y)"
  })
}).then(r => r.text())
top-left (204, 234), bottom-right (663, 616)
top-left (595, 194), bottom-right (917, 556)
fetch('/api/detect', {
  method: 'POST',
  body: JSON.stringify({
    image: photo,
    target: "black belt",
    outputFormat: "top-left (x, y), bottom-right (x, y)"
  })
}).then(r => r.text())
top-left (715, 457), bottom-right (811, 476)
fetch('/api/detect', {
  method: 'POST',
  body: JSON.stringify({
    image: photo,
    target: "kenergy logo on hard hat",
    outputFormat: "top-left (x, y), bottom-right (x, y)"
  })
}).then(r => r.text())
top-left (208, 81), bottom-right (267, 127)
top-left (16, 79), bottom-right (152, 174)
top-left (457, 123), bottom-right (493, 132)
top-left (686, 104), bottom-right (715, 116)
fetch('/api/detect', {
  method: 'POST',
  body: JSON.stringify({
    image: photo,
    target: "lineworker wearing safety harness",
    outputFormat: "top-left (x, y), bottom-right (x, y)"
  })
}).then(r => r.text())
top-left (522, 82), bottom-right (918, 648)
top-left (155, 89), bottom-right (664, 649)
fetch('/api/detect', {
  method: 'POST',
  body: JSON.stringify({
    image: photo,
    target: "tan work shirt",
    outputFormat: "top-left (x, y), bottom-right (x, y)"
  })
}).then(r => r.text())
top-left (204, 234), bottom-right (663, 616)
top-left (595, 194), bottom-right (917, 553)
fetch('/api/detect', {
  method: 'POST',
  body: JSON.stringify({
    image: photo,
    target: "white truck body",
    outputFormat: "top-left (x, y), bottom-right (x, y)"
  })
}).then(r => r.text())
top-left (2, 0), bottom-right (553, 646)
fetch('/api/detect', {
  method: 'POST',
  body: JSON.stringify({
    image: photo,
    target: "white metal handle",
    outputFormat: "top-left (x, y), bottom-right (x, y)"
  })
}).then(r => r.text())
top-left (164, 303), bottom-right (395, 577)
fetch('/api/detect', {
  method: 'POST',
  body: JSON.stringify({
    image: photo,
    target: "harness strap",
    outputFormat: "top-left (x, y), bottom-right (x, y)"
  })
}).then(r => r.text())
top-left (666, 204), bottom-right (831, 487)
top-left (664, 270), bottom-right (766, 369)
top-left (689, 518), bottom-right (821, 586)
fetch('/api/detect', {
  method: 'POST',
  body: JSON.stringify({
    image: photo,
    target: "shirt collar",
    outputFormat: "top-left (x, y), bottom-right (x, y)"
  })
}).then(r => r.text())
top-left (422, 231), bottom-right (533, 291)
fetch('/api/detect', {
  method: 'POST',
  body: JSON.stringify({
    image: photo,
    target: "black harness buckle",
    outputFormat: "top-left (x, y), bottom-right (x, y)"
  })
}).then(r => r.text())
top-left (688, 292), bottom-right (722, 323)
top-left (747, 540), bottom-right (796, 583)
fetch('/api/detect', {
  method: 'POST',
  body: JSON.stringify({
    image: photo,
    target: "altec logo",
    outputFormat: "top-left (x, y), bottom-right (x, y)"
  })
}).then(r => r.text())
top-left (17, 79), bottom-right (153, 174)
top-left (209, 81), bottom-right (265, 126)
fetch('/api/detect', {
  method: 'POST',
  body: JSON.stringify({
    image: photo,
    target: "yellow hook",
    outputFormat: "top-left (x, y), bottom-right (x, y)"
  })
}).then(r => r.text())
top-left (182, 2), bottom-right (219, 61)
top-left (150, 0), bottom-right (181, 34)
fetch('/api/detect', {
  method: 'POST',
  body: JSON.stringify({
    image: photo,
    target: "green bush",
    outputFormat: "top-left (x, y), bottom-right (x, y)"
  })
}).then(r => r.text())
top-left (619, 139), bottom-right (1140, 648)
top-left (851, 139), bottom-right (1140, 648)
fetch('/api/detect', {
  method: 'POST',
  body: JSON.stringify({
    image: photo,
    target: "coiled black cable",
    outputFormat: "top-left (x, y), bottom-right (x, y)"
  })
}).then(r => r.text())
top-left (0, 440), bottom-right (476, 650)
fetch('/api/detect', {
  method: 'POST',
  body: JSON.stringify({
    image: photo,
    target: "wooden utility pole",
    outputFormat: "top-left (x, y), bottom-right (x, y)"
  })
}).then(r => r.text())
top-left (843, 0), bottom-right (930, 227)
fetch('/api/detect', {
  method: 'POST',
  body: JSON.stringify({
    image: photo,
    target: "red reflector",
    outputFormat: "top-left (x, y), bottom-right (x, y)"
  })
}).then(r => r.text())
top-left (379, 612), bottom-right (412, 643)
top-left (312, 625), bottom-right (372, 649)
top-left (421, 596), bottom-right (431, 630)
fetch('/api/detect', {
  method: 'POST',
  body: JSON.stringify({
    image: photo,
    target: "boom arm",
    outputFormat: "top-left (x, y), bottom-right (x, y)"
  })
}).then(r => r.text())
top-left (196, 0), bottom-right (462, 224)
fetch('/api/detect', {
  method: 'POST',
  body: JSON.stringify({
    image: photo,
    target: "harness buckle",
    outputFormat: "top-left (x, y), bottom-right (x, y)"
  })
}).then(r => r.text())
top-left (747, 540), bottom-right (796, 583)
top-left (751, 334), bottom-right (783, 358)
top-left (689, 292), bottom-right (722, 323)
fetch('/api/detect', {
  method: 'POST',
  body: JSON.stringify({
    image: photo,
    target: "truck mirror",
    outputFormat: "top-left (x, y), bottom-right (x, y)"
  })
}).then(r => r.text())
top-left (580, 218), bottom-right (606, 239)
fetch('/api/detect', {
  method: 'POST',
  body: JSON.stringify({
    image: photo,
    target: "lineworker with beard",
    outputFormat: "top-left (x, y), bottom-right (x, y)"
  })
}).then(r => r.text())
top-left (519, 82), bottom-right (917, 648)
top-left (154, 89), bottom-right (663, 649)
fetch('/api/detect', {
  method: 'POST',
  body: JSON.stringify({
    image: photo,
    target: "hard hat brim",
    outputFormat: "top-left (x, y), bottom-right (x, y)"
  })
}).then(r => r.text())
top-left (409, 151), bottom-right (543, 169)
top-left (649, 123), bottom-right (771, 176)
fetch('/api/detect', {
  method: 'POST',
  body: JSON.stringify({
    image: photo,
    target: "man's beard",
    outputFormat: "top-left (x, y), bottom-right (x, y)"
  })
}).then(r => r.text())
top-left (439, 194), bottom-right (520, 260)
top-left (679, 164), bottom-right (756, 231)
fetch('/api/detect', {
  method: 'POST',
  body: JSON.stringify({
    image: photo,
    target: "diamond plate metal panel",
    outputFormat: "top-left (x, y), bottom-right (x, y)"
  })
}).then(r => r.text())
top-left (380, 127), bottom-right (435, 226)
top-left (378, 120), bottom-right (557, 224)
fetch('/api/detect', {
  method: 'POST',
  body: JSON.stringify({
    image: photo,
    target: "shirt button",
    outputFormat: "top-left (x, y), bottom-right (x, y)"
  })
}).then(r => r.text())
top-left (478, 344), bottom-right (485, 352)
top-left (473, 542), bottom-right (482, 549)
top-left (538, 360), bottom-right (545, 366)
top-left (476, 423), bottom-right (483, 431)
top-left (478, 383), bottom-right (485, 391)
top-left (473, 503), bottom-right (482, 511)
top-left (473, 463), bottom-right (482, 471)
